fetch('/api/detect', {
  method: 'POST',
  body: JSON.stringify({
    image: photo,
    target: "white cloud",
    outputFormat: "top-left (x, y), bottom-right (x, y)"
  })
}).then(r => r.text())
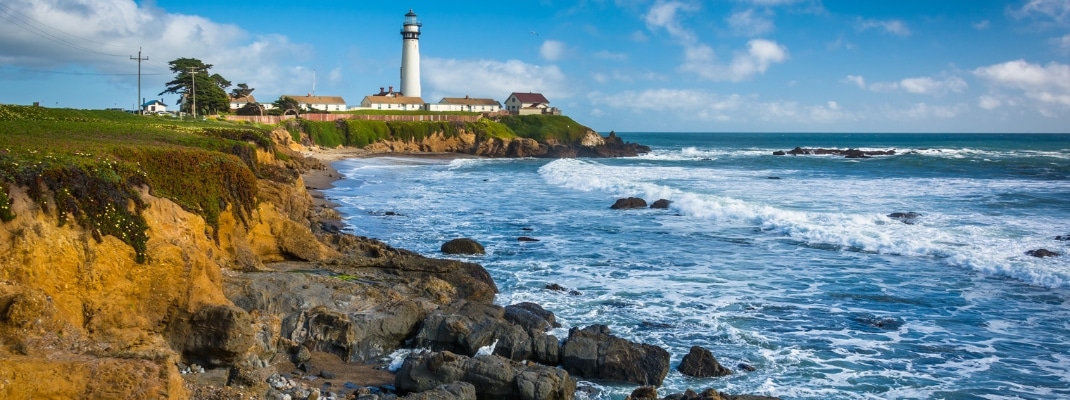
top-left (898, 102), bottom-right (968, 119)
top-left (681, 39), bottom-right (788, 82)
top-left (0, 0), bottom-right (312, 98)
top-left (1009, 0), bottom-right (1070, 24)
top-left (857, 18), bottom-right (911, 36)
top-left (973, 59), bottom-right (1070, 107)
top-left (540, 40), bottom-right (567, 61)
top-left (593, 50), bottom-right (628, 61)
top-left (630, 30), bottom-right (649, 43)
top-left (727, 9), bottom-right (774, 36)
top-left (423, 57), bottom-right (569, 100)
top-left (589, 88), bottom-right (856, 124)
top-left (973, 20), bottom-right (991, 30)
top-left (899, 76), bottom-right (967, 96)
top-left (644, 0), bottom-right (699, 41)
top-left (1054, 34), bottom-right (1070, 53)
top-left (850, 75), bottom-right (967, 97)
top-left (978, 95), bottom-right (1003, 110)
top-left (842, 75), bottom-right (866, 89)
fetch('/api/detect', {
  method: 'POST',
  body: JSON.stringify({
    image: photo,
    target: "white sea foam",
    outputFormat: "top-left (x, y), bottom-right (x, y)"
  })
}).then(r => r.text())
top-left (538, 158), bottom-right (1070, 287)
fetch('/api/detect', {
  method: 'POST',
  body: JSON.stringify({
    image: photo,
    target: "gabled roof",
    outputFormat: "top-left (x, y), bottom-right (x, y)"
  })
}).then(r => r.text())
top-left (142, 99), bottom-right (166, 107)
top-left (508, 92), bottom-right (549, 104)
top-left (440, 97), bottom-right (501, 106)
top-left (283, 95), bottom-right (347, 105)
top-left (363, 95), bottom-right (425, 105)
top-left (230, 95), bottom-right (257, 103)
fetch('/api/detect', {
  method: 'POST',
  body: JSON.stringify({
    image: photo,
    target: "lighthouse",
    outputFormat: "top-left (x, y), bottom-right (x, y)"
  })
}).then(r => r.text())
top-left (400, 9), bottom-right (421, 98)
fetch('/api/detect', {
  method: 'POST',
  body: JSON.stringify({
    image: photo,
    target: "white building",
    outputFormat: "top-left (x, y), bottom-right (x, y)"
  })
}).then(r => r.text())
top-left (504, 92), bottom-right (559, 115)
top-left (400, 9), bottom-right (422, 98)
top-left (228, 95), bottom-right (257, 110)
top-left (436, 96), bottom-right (502, 113)
top-left (283, 95), bottom-right (348, 111)
top-left (360, 94), bottom-right (425, 111)
top-left (141, 99), bottom-right (167, 114)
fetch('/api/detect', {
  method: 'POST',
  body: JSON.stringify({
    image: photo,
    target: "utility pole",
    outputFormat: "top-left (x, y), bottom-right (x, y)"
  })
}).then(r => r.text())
top-left (186, 67), bottom-right (199, 119)
top-left (130, 48), bottom-right (148, 114)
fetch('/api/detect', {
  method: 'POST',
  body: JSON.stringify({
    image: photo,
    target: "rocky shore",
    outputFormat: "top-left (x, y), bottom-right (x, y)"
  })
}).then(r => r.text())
top-left (0, 126), bottom-right (773, 399)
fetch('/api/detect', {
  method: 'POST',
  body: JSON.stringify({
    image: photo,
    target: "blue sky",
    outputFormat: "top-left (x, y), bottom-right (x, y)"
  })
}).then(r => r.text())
top-left (2, 0), bottom-right (1069, 133)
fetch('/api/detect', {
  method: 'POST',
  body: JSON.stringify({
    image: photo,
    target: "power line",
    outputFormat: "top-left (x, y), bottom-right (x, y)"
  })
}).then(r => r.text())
top-left (0, 2), bottom-right (128, 57)
top-left (131, 48), bottom-right (149, 114)
top-left (0, 66), bottom-right (164, 76)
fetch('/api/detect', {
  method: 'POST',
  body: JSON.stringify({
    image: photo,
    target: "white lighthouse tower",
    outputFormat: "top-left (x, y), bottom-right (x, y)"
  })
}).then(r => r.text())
top-left (400, 9), bottom-right (421, 98)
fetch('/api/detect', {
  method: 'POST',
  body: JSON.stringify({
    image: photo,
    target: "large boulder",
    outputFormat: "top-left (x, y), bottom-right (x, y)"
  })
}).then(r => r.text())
top-left (398, 382), bottom-right (477, 400)
top-left (650, 199), bottom-right (672, 209)
top-left (395, 351), bottom-right (576, 400)
top-left (677, 346), bottom-right (732, 377)
top-left (504, 302), bottom-right (561, 334)
top-left (174, 304), bottom-right (255, 367)
top-left (560, 325), bottom-right (670, 386)
top-left (1026, 248), bottom-right (1060, 258)
top-left (412, 300), bottom-right (561, 366)
top-left (442, 238), bottom-right (486, 255)
top-left (611, 197), bottom-right (648, 209)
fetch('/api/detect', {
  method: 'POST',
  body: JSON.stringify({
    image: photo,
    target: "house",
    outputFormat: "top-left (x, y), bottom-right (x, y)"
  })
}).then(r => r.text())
top-left (228, 95), bottom-right (257, 110)
top-left (141, 99), bottom-right (167, 114)
top-left (504, 92), bottom-right (559, 115)
top-left (435, 96), bottom-right (502, 113)
top-left (283, 94), bottom-right (348, 112)
top-left (360, 94), bottom-right (426, 111)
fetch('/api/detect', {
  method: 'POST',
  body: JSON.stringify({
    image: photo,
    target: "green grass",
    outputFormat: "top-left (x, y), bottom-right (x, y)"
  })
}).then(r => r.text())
top-left (336, 109), bottom-right (480, 116)
top-left (494, 115), bottom-right (589, 143)
top-left (0, 105), bottom-right (277, 262)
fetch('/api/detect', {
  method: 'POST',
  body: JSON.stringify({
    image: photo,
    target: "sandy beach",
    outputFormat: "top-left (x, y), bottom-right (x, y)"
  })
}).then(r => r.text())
top-left (300, 147), bottom-right (483, 209)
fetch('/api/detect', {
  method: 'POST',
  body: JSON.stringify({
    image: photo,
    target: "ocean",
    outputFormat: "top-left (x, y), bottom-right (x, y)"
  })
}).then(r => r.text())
top-left (325, 132), bottom-right (1070, 399)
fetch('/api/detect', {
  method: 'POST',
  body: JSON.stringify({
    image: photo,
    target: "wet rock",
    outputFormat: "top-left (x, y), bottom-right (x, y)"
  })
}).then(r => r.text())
top-left (441, 238), bottom-right (485, 255)
top-left (412, 300), bottom-right (561, 366)
top-left (1026, 248), bottom-right (1060, 258)
top-left (544, 283), bottom-right (568, 292)
top-left (677, 346), bottom-right (732, 378)
top-left (772, 151), bottom-right (786, 156)
top-left (852, 313), bottom-right (905, 330)
top-left (784, 147), bottom-right (895, 157)
top-left (560, 324), bottom-right (670, 386)
top-left (518, 236), bottom-right (540, 242)
top-left (737, 363), bottom-right (756, 372)
top-left (650, 199), bottom-right (672, 209)
top-left (611, 197), bottom-right (648, 209)
top-left (1055, 235), bottom-right (1070, 241)
top-left (504, 302), bottom-right (560, 333)
top-left (629, 386), bottom-right (658, 400)
top-left (888, 212), bottom-right (922, 224)
top-left (397, 381), bottom-right (476, 400)
top-left (395, 351), bottom-right (575, 400)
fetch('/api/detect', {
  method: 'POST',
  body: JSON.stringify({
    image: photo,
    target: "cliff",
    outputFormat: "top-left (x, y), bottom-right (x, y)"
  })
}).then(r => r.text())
top-left (0, 106), bottom-right (500, 398)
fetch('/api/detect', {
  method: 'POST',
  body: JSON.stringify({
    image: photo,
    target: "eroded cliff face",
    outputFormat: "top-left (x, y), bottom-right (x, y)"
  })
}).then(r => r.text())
top-left (362, 129), bottom-right (650, 158)
top-left (0, 133), bottom-right (500, 398)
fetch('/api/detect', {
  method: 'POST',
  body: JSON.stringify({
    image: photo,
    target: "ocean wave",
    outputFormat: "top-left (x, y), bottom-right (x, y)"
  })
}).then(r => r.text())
top-left (538, 158), bottom-right (1070, 288)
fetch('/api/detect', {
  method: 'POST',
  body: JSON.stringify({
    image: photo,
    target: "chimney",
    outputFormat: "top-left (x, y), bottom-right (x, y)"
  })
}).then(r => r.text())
top-left (388, 86), bottom-right (394, 93)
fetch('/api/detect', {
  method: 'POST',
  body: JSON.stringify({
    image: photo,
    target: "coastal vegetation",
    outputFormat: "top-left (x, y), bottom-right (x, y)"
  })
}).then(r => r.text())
top-left (286, 114), bottom-right (592, 149)
top-left (0, 104), bottom-right (276, 262)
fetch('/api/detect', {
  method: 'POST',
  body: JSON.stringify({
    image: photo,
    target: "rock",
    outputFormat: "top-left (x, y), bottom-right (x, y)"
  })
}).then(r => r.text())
top-left (395, 351), bottom-right (575, 400)
top-left (677, 346), bottom-right (732, 378)
top-left (611, 197), bottom-right (648, 209)
top-left (441, 238), bottom-right (485, 255)
top-left (518, 236), bottom-right (540, 242)
top-left (843, 149), bottom-right (870, 159)
top-left (560, 325), bottom-right (670, 386)
top-left (1026, 248), bottom-right (1060, 258)
top-left (737, 363), bottom-right (756, 372)
top-left (412, 300), bottom-right (561, 366)
top-left (544, 283), bottom-right (568, 292)
top-left (629, 386), bottom-right (658, 400)
top-left (397, 382), bottom-right (477, 400)
top-left (783, 147), bottom-right (895, 157)
top-left (772, 151), bottom-right (786, 156)
top-left (294, 345), bottom-right (313, 365)
top-left (650, 199), bottom-right (672, 209)
top-left (320, 370), bottom-right (336, 379)
top-left (504, 302), bottom-right (561, 333)
top-left (888, 212), bottom-right (922, 224)
top-left (174, 304), bottom-right (255, 367)
top-left (767, 176), bottom-right (781, 180)
top-left (1056, 235), bottom-right (1070, 241)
